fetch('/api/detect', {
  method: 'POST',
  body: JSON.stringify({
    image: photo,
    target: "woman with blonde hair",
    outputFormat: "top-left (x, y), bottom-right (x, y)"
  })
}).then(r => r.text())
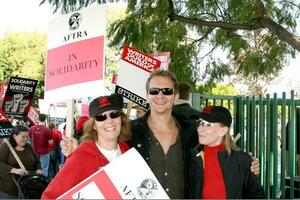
top-left (189, 106), bottom-right (265, 199)
top-left (42, 94), bottom-right (131, 199)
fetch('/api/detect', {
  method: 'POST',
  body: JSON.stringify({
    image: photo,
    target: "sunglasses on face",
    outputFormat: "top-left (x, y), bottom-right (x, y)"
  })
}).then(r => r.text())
top-left (148, 87), bottom-right (174, 95)
top-left (95, 111), bottom-right (121, 122)
top-left (196, 118), bottom-right (215, 127)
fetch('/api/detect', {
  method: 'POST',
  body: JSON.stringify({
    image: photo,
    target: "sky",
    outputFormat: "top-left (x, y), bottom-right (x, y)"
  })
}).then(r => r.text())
top-left (0, 0), bottom-right (299, 95)
top-left (0, 0), bottom-right (52, 38)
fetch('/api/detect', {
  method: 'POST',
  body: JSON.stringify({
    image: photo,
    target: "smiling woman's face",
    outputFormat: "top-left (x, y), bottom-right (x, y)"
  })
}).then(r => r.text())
top-left (197, 119), bottom-right (227, 146)
top-left (93, 110), bottom-right (122, 143)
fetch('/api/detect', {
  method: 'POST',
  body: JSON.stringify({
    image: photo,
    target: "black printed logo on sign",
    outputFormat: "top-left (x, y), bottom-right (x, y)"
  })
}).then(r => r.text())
top-left (137, 178), bottom-right (158, 198)
top-left (69, 12), bottom-right (82, 30)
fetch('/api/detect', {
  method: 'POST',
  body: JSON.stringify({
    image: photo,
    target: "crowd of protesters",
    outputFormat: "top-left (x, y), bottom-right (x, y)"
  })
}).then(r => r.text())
top-left (0, 69), bottom-right (265, 199)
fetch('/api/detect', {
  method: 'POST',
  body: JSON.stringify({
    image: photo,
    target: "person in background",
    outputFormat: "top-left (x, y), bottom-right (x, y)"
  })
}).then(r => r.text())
top-left (173, 81), bottom-right (201, 120)
top-left (132, 104), bottom-right (147, 119)
top-left (58, 123), bottom-right (66, 169)
top-left (29, 114), bottom-right (52, 177)
top-left (189, 106), bottom-right (265, 198)
top-left (48, 123), bottom-right (62, 179)
top-left (42, 94), bottom-right (131, 199)
top-left (74, 115), bottom-right (89, 141)
top-left (58, 116), bottom-right (89, 158)
top-left (0, 125), bottom-right (42, 199)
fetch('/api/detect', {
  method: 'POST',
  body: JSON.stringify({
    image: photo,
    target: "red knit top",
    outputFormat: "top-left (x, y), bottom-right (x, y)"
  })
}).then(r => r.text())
top-left (202, 144), bottom-right (227, 199)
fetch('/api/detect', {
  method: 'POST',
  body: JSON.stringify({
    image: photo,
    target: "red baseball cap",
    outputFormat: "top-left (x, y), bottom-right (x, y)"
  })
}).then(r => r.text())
top-left (75, 116), bottom-right (89, 132)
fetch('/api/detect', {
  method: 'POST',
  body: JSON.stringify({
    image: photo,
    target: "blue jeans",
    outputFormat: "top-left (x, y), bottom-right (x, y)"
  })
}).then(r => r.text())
top-left (48, 150), bottom-right (60, 179)
top-left (39, 153), bottom-right (50, 177)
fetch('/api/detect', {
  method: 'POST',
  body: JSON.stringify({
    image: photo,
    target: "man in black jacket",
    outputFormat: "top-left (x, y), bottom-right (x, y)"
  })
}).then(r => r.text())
top-left (173, 81), bottom-right (201, 120)
top-left (130, 70), bottom-right (198, 198)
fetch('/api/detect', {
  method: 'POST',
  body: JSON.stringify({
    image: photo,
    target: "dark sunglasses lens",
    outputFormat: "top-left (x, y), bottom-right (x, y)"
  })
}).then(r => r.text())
top-left (95, 114), bottom-right (107, 122)
top-left (110, 111), bottom-right (121, 119)
top-left (162, 88), bottom-right (174, 95)
top-left (149, 88), bottom-right (160, 95)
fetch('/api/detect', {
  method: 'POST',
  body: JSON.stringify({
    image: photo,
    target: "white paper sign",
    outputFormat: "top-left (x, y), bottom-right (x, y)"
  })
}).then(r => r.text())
top-left (59, 148), bottom-right (169, 199)
top-left (45, 5), bottom-right (107, 102)
top-left (115, 46), bottom-right (161, 109)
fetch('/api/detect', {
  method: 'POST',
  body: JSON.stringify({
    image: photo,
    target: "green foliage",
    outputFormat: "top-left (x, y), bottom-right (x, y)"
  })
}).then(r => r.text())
top-left (0, 32), bottom-right (47, 106)
top-left (107, 0), bottom-right (199, 88)
top-left (211, 84), bottom-right (240, 96)
top-left (40, 0), bottom-right (300, 93)
top-left (195, 83), bottom-right (239, 105)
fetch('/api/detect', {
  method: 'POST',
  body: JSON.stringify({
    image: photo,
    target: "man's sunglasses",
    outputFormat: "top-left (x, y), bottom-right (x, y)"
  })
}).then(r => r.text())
top-left (95, 111), bottom-right (121, 122)
top-left (196, 118), bottom-right (215, 127)
top-left (148, 88), bottom-right (174, 95)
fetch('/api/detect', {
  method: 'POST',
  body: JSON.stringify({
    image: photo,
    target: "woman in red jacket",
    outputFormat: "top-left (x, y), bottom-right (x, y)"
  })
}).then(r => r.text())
top-left (42, 94), bottom-right (131, 199)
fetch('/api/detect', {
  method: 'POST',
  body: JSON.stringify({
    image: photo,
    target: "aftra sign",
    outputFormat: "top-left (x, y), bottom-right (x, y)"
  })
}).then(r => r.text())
top-left (59, 148), bottom-right (169, 199)
top-left (45, 5), bottom-right (107, 102)
top-left (115, 46), bottom-right (161, 109)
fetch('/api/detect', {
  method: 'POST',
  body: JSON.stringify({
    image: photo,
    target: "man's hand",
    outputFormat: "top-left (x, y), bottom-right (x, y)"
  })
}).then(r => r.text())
top-left (249, 152), bottom-right (260, 175)
top-left (60, 135), bottom-right (79, 157)
top-left (36, 169), bottom-right (43, 174)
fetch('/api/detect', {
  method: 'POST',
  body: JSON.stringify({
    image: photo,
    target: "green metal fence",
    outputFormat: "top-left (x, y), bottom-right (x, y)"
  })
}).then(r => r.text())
top-left (192, 91), bottom-right (300, 199)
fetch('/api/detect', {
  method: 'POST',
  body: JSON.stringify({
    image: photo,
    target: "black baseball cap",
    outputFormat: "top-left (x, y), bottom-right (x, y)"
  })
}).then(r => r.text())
top-left (89, 94), bottom-right (123, 117)
top-left (198, 106), bottom-right (232, 127)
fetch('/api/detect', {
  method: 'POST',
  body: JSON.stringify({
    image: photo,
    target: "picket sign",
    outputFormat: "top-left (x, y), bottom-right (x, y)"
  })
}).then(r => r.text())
top-left (115, 46), bottom-right (161, 109)
top-left (233, 133), bottom-right (241, 143)
top-left (65, 100), bottom-right (75, 137)
top-left (58, 148), bottom-right (170, 199)
top-left (45, 5), bottom-right (108, 137)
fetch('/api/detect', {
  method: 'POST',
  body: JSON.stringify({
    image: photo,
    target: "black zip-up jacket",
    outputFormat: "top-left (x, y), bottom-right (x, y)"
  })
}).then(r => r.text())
top-left (128, 110), bottom-right (198, 198)
top-left (188, 145), bottom-right (265, 199)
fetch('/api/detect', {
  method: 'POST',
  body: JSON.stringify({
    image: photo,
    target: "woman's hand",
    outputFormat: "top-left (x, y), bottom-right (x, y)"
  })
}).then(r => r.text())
top-left (36, 169), bottom-right (43, 174)
top-left (249, 152), bottom-right (260, 175)
top-left (61, 135), bottom-right (79, 157)
top-left (10, 168), bottom-right (28, 176)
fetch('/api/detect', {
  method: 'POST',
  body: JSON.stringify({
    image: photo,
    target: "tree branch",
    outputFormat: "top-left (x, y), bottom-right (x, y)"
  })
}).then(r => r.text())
top-left (255, 0), bottom-right (267, 17)
top-left (212, 0), bottom-right (225, 20)
top-left (259, 17), bottom-right (300, 51)
top-left (168, 0), bottom-right (261, 30)
top-left (168, 0), bottom-right (300, 51)
top-left (191, 28), bottom-right (215, 45)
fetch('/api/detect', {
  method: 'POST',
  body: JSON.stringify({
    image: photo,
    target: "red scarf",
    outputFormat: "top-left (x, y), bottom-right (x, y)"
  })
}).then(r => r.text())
top-left (202, 144), bottom-right (227, 199)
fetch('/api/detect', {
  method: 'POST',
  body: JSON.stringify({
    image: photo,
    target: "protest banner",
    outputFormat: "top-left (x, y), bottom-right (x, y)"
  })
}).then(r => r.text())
top-left (45, 5), bottom-right (107, 102)
top-left (27, 106), bottom-right (40, 126)
top-left (45, 5), bottom-right (107, 136)
top-left (59, 148), bottom-right (169, 199)
top-left (16, 118), bottom-right (31, 128)
top-left (151, 52), bottom-right (170, 70)
top-left (0, 82), bottom-right (8, 108)
top-left (2, 77), bottom-right (38, 119)
top-left (115, 46), bottom-right (161, 109)
top-left (80, 102), bottom-right (90, 116)
top-left (0, 108), bottom-right (13, 139)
